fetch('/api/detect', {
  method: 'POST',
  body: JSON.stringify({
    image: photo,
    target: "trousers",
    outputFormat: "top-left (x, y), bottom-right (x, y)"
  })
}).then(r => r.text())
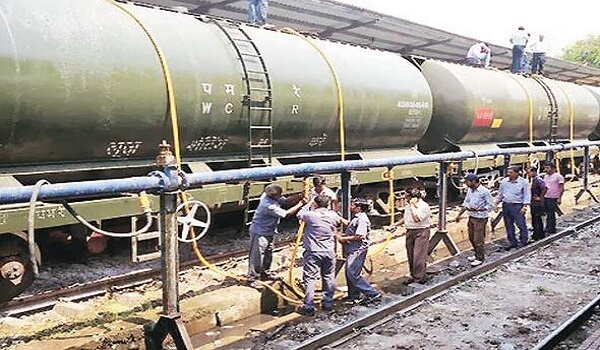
top-left (502, 203), bottom-right (528, 246)
top-left (247, 233), bottom-right (274, 281)
top-left (405, 227), bottom-right (430, 282)
top-left (343, 245), bottom-right (379, 299)
top-left (468, 217), bottom-right (487, 261)
top-left (302, 250), bottom-right (336, 309)
top-left (544, 198), bottom-right (559, 234)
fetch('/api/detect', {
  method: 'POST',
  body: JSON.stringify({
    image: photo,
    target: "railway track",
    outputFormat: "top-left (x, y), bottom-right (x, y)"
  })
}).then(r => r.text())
top-left (243, 205), bottom-right (600, 350)
top-left (0, 240), bottom-right (291, 317)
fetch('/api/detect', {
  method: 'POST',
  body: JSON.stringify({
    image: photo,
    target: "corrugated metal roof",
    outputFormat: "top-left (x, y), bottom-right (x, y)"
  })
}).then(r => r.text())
top-left (135, 0), bottom-right (600, 86)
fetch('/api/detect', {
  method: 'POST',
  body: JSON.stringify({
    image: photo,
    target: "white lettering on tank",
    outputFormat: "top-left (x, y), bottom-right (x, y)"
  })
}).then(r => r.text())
top-left (292, 85), bottom-right (301, 98)
top-left (202, 83), bottom-right (213, 95)
top-left (202, 102), bottom-right (213, 114)
top-left (225, 84), bottom-right (235, 95)
top-left (186, 136), bottom-right (229, 152)
top-left (396, 100), bottom-right (430, 109)
top-left (291, 105), bottom-right (299, 115)
top-left (308, 133), bottom-right (327, 147)
top-left (225, 103), bottom-right (234, 114)
top-left (106, 141), bottom-right (143, 158)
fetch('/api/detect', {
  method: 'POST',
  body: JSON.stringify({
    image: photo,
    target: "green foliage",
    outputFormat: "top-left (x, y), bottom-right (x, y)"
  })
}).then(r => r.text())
top-left (562, 35), bottom-right (600, 69)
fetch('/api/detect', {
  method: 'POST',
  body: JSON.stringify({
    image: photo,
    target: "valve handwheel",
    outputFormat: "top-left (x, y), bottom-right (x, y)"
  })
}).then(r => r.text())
top-left (174, 200), bottom-right (211, 242)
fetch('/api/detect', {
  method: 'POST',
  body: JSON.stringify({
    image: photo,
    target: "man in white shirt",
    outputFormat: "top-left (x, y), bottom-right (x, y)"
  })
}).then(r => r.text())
top-left (390, 188), bottom-right (431, 284)
top-left (309, 175), bottom-right (338, 211)
top-left (509, 26), bottom-right (529, 73)
top-left (466, 42), bottom-right (491, 68)
top-left (529, 35), bottom-right (548, 74)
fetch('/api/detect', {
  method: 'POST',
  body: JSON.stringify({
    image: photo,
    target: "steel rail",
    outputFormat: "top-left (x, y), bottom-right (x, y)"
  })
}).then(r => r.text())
top-left (291, 208), bottom-right (600, 350)
top-left (1, 238), bottom-right (294, 317)
top-left (532, 294), bottom-right (600, 350)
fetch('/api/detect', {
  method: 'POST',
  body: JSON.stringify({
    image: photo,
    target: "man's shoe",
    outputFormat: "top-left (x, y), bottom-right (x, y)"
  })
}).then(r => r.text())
top-left (297, 306), bottom-right (315, 316)
top-left (467, 256), bottom-right (476, 262)
top-left (504, 245), bottom-right (516, 251)
top-left (470, 259), bottom-right (483, 267)
top-left (260, 272), bottom-right (280, 281)
top-left (248, 280), bottom-right (264, 289)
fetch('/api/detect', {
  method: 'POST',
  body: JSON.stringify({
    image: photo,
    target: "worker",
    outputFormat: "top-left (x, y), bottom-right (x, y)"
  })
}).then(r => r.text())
top-left (336, 198), bottom-right (382, 303)
top-left (295, 195), bottom-right (341, 316)
top-left (494, 166), bottom-right (531, 249)
top-left (248, 0), bottom-right (268, 26)
top-left (528, 167), bottom-right (547, 241)
top-left (510, 26), bottom-right (529, 73)
top-left (465, 42), bottom-right (491, 68)
top-left (455, 174), bottom-right (493, 266)
top-left (247, 183), bottom-right (306, 287)
top-left (543, 162), bottom-right (564, 235)
top-left (529, 34), bottom-right (548, 74)
top-left (309, 175), bottom-right (339, 211)
top-left (394, 188), bottom-right (432, 283)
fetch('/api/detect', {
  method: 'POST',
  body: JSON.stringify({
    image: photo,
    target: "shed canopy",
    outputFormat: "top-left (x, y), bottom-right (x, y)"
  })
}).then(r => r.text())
top-left (136, 0), bottom-right (600, 86)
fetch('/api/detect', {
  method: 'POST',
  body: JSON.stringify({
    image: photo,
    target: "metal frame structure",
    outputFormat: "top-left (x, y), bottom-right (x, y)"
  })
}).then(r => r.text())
top-left (136, 0), bottom-right (600, 86)
top-left (1, 141), bottom-right (600, 348)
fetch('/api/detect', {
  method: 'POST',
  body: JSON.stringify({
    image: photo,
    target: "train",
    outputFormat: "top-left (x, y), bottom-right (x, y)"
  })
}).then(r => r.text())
top-left (0, 0), bottom-right (599, 301)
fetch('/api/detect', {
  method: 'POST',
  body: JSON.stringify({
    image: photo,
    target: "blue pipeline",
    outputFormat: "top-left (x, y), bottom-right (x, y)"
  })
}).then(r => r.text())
top-left (1, 141), bottom-right (599, 204)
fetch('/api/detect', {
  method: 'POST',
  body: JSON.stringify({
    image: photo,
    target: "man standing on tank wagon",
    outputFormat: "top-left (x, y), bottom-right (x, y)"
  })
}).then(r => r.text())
top-left (510, 26), bottom-right (529, 73)
top-left (248, 0), bottom-right (268, 26)
top-left (455, 174), bottom-right (493, 266)
top-left (494, 166), bottom-right (531, 249)
top-left (296, 195), bottom-right (341, 316)
top-left (247, 183), bottom-right (306, 287)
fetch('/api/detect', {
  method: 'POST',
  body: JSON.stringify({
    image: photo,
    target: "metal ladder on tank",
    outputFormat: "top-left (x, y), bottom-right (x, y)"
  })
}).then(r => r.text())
top-left (131, 215), bottom-right (161, 262)
top-left (213, 21), bottom-right (274, 225)
top-left (532, 76), bottom-right (560, 145)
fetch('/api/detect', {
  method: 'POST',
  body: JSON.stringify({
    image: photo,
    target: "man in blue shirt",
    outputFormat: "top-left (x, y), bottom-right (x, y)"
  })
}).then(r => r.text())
top-left (494, 166), bottom-right (531, 249)
top-left (455, 174), bottom-right (493, 266)
top-left (296, 195), bottom-right (341, 316)
top-left (248, 183), bottom-right (305, 286)
top-left (336, 198), bottom-right (382, 303)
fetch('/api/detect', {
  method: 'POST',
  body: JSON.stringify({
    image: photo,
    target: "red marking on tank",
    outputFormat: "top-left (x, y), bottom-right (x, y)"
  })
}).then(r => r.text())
top-left (473, 107), bottom-right (494, 127)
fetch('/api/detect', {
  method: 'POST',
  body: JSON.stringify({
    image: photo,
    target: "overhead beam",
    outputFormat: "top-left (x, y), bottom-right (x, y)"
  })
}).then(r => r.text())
top-left (191, 0), bottom-right (240, 14)
top-left (319, 18), bottom-right (379, 38)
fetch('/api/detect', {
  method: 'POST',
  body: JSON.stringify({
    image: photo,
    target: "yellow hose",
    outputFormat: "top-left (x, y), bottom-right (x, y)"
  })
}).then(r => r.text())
top-left (109, 0), bottom-right (302, 304)
top-left (287, 178), bottom-right (311, 298)
top-left (281, 28), bottom-right (346, 161)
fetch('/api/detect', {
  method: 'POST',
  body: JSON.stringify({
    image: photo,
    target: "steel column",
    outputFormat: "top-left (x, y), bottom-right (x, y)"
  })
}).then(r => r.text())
top-left (428, 161), bottom-right (459, 256)
top-left (575, 146), bottom-right (599, 204)
top-left (341, 171), bottom-right (351, 220)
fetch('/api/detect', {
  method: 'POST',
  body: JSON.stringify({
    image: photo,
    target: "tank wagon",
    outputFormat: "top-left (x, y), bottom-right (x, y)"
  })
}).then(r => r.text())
top-left (0, 0), bottom-right (599, 301)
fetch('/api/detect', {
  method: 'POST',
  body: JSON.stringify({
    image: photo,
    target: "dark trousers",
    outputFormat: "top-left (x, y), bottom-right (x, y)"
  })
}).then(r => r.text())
top-left (544, 198), bottom-right (558, 234)
top-left (502, 203), bottom-right (528, 246)
top-left (343, 245), bottom-right (379, 299)
top-left (405, 228), bottom-right (430, 282)
top-left (468, 217), bottom-right (487, 261)
top-left (511, 45), bottom-right (525, 73)
top-left (532, 53), bottom-right (546, 74)
top-left (247, 234), bottom-right (274, 281)
top-left (531, 205), bottom-right (545, 240)
top-left (302, 250), bottom-right (336, 309)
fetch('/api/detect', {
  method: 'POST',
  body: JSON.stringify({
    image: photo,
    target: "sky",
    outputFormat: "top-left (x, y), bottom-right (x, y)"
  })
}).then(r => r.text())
top-left (335, 0), bottom-right (599, 57)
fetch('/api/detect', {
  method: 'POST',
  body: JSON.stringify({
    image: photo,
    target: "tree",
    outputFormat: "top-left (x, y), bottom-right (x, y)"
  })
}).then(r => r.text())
top-left (562, 35), bottom-right (600, 69)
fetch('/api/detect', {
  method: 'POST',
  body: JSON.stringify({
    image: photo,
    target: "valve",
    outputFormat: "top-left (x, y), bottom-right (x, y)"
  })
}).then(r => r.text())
top-left (174, 200), bottom-right (211, 242)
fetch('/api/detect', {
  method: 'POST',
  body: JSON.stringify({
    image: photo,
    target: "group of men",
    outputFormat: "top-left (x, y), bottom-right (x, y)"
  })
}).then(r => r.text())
top-left (456, 163), bottom-right (564, 266)
top-left (247, 176), bottom-right (381, 316)
top-left (510, 26), bottom-right (548, 74)
top-left (246, 163), bottom-right (563, 315)
top-left (465, 26), bottom-right (547, 75)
